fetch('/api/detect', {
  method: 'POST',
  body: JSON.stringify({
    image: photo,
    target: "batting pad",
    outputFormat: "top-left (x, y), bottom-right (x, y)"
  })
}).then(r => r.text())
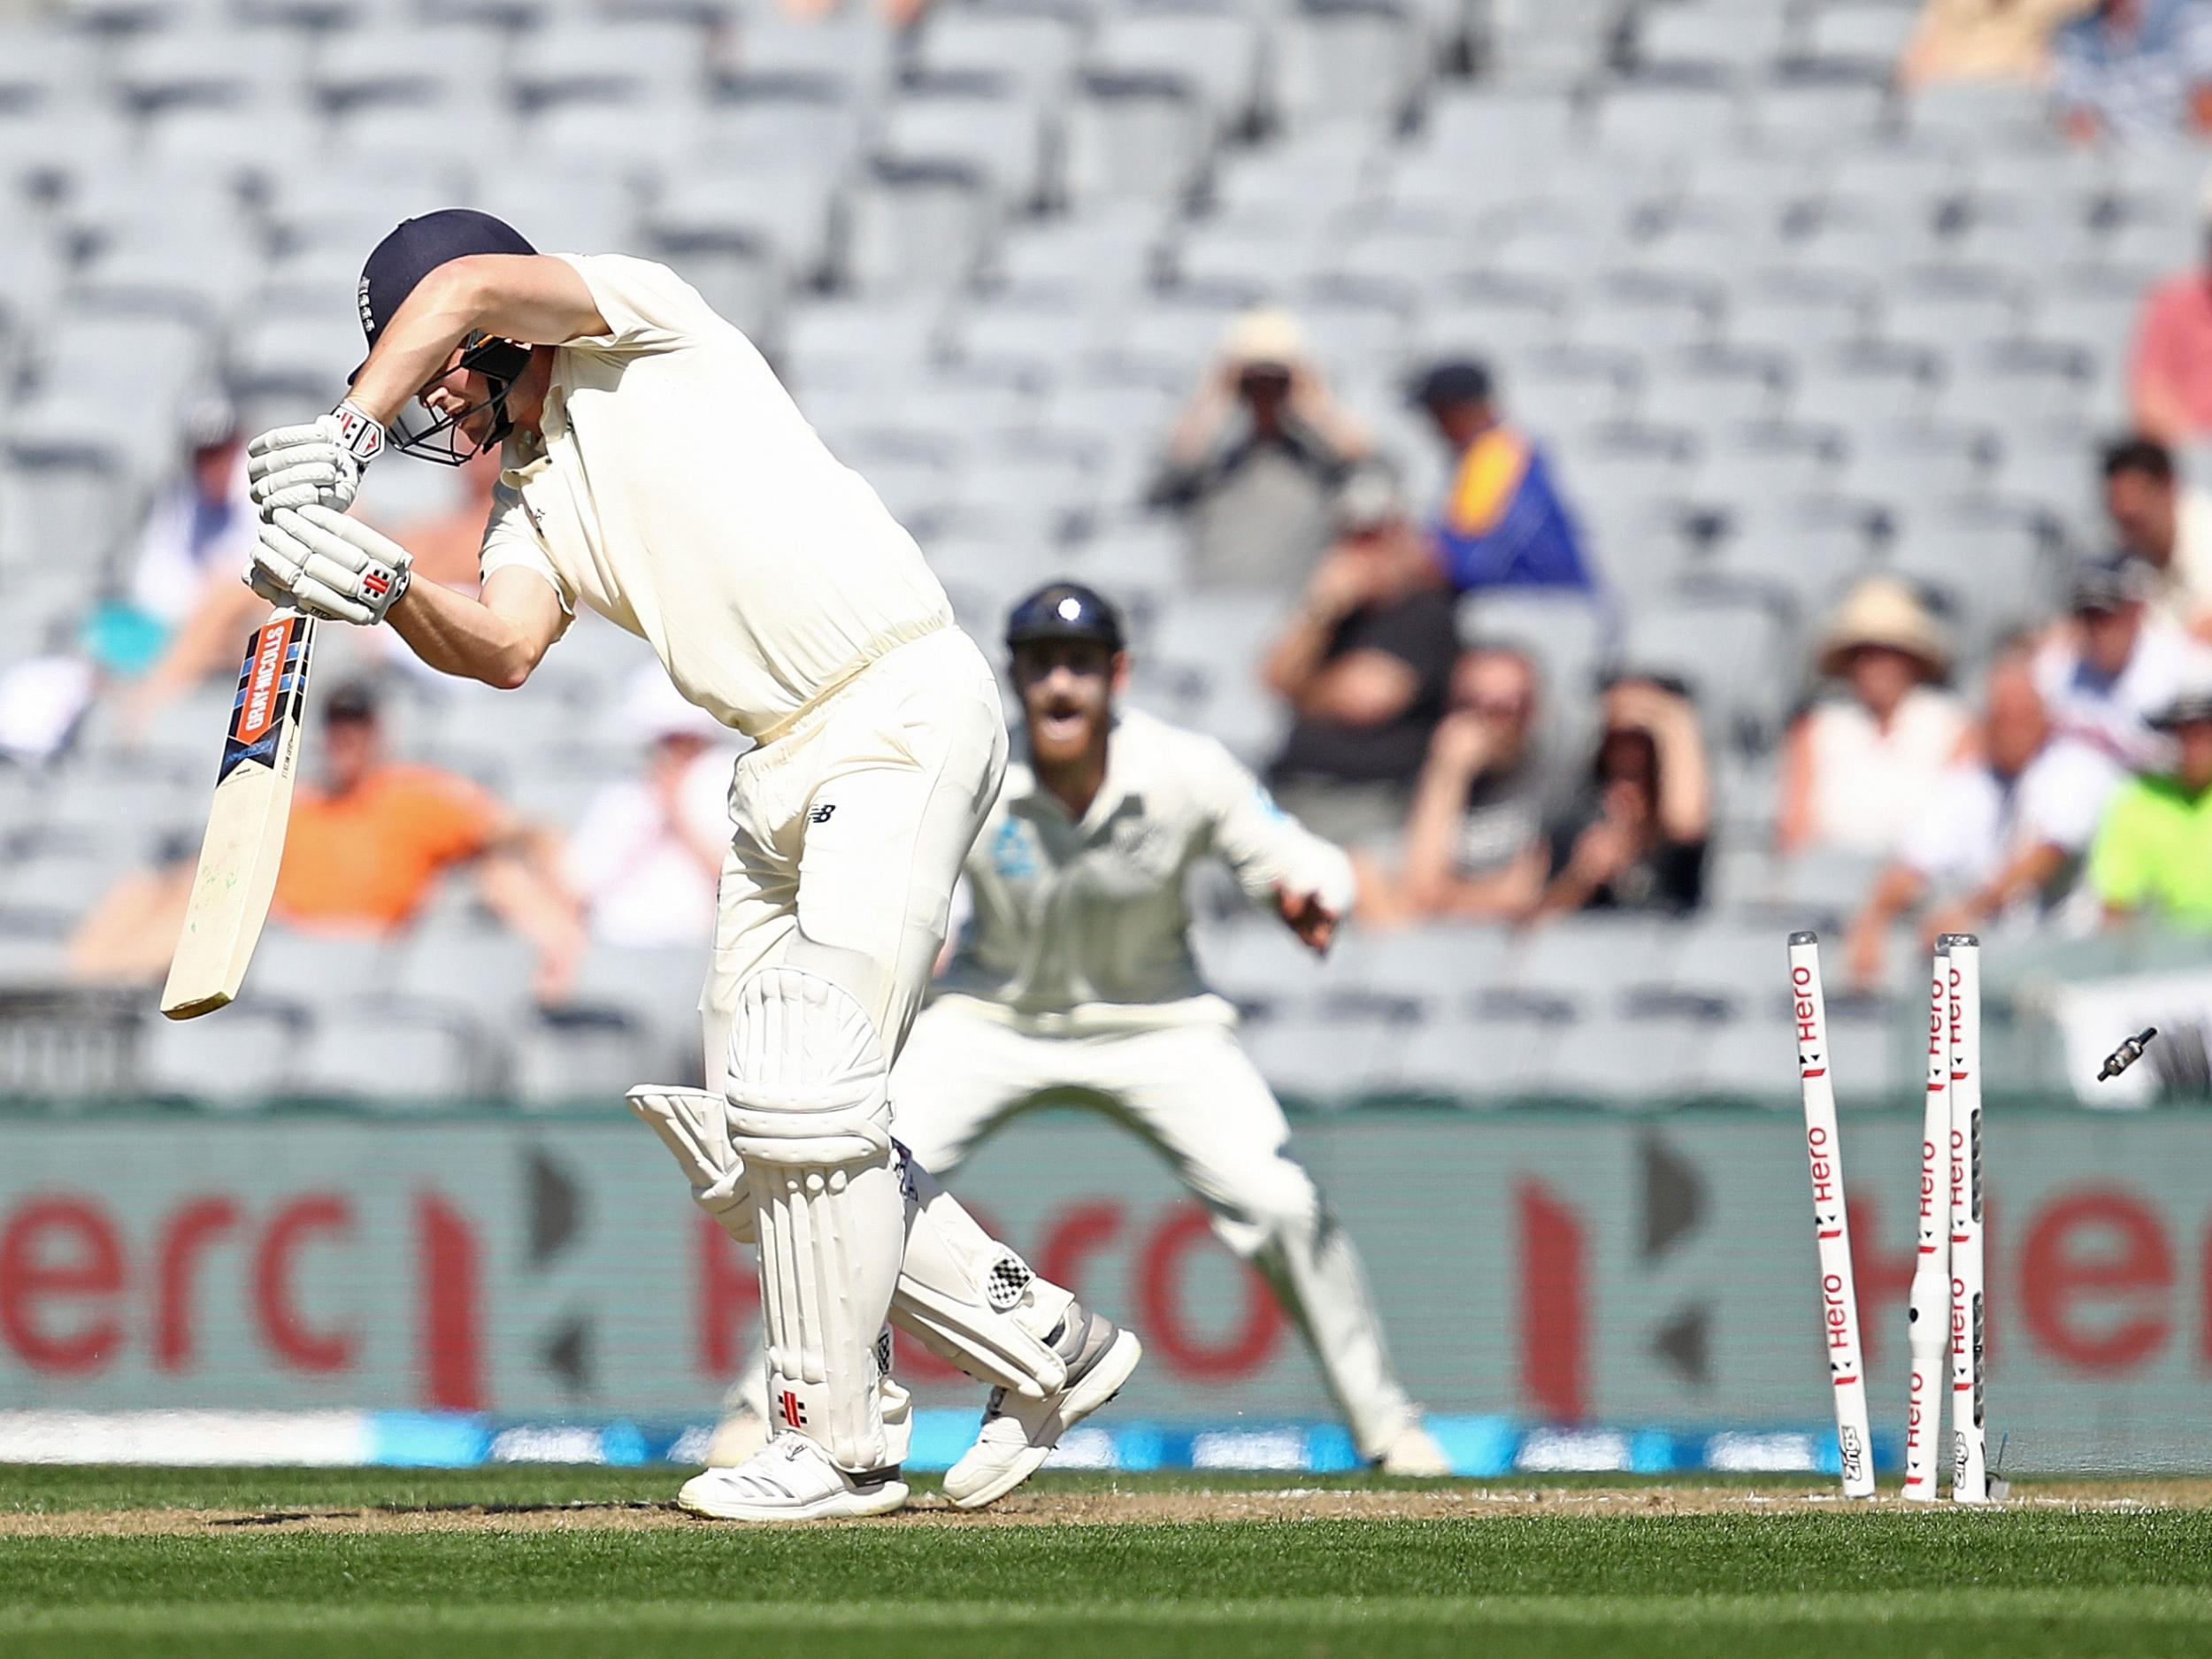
top-left (749, 1151), bottom-right (904, 1471)
top-left (724, 966), bottom-right (894, 1165)
top-left (723, 968), bottom-right (902, 1471)
top-left (891, 1149), bottom-right (1075, 1401)
top-left (626, 1087), bottom-right (1076, 1402)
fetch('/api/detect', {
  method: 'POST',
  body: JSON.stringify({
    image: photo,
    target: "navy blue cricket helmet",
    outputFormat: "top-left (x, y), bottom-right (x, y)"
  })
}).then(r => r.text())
top-left (1005, 581), bottom-right (1126, 656)
top-left (353, 209), bottom-right (537, 465)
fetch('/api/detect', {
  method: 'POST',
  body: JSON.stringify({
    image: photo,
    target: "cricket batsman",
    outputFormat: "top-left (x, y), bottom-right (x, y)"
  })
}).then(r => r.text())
top-left (721, 580), bottom-right (1450, 1479)
top-left (238, 210), bottom-right (1138, 1520)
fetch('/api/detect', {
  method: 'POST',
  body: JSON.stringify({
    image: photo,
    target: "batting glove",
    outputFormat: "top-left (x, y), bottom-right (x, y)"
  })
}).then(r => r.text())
top-left (246, 401), bottom-right (385, 516)
top-left (249, 504), bottom-right (412, 626)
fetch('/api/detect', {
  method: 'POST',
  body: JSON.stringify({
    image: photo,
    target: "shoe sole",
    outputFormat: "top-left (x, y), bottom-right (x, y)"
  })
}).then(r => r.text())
top-left (679, 1478), bottom-right (910, 1523)
top-left (946, 1329), bottom-right (1144, 1510)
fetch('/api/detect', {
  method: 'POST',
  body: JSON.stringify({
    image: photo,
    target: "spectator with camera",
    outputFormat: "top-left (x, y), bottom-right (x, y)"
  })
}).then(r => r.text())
top-left (1151, 308), bottom-right (1369, 591)
top-left (1525, 673), bottom-right (1710, 921)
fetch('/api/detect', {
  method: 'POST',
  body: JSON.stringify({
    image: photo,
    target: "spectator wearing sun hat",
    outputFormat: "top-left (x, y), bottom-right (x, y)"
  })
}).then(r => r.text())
top-left (1778, 576), bottom-right (1972, 858)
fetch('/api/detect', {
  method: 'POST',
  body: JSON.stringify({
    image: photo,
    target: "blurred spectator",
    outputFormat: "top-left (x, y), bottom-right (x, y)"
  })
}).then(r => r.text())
top-left (2088, 684), bottom-right (2212, 924)
top-left (1528, 674), bottom-right (1710, 920)
top-left (0, 405), bottom-right (250, 764)
top-left (1779, 578), bottom-right (1971, 857)
top-left (69, 682), bottom-right (578, 990)
top-left (1390, 646), bottom-right (1552, 921)
top-left (2102, 435), bottom-right (2212, 636)
top-left (1844, 650), bottom-right (2122, 987)
top-left (2054, 0), bottom-right (2212, 142)
top-left (1151, 308), bottom-right (1368, 590)
top-left (2033, 557), bottom-right (2212, 768)
top-left (122, 401), bottom-right (251, 635)
top-left (1263, 465), bottom-right (1459, 852)
top-left (1901, 0), bottom-right (2094, 88)
top-left (2129, 199), bottom-right (2212, 443)
top-left (1409, 358), bottom-right (1598, 596)
top-left (564, 670), bottom-right (740, 948)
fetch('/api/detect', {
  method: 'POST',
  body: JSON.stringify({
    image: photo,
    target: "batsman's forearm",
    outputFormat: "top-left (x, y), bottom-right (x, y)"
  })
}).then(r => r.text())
top-left (348, 264), bottom-right (486, 427)
top-left (388, 579), bottom-right (548, 690)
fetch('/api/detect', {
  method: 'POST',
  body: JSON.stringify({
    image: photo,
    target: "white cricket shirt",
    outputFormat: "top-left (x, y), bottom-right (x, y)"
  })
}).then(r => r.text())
top-left (479, 254), bottom-right (955, 741)
top-left (935, 706), bottom-right (1356, 1032)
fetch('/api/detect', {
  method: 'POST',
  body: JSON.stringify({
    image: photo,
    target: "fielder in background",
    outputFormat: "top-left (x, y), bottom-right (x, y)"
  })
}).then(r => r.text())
top-left (234, 209), bottom-right (1136, 1521)
top-left (733, 580), bottom-right (1448, 1478)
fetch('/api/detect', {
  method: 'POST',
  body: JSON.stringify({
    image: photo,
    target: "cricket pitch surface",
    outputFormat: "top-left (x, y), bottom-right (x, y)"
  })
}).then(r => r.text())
top-left (8, 1467), bottom-right (2212, 1657)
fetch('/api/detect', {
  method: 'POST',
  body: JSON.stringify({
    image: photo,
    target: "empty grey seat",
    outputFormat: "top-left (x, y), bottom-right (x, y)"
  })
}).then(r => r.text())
top-left (915, 3), bottom-right (1088, 101)
top-left (514, 1009), bottom-right (657, 1107)
top-left (311, 25), bottom-right (503, 111)
top-left (1878, 265), bottom-right (2027, 354)
top-left (1275, 0), bottom-right (1427, 133)
top-left (780, 299), bottom-right (943, 393)
top-left (1536, 1010), bottom-right (1706, 1103)
top-left (1064, 68), bottom-right (1212, 210)
top-left (394, 924), bottom-right (539, 1022)
top-left (844, 158), bottom-right (999, 297)
top-left (297, 998), bottom-right (493, 1101)
top-left (1091, 6), bottom-right (1265, 137)
top-left (507, 20), bottom-right (705, 109)
top-left (651, 164), bottom-right (841, 289)
top-left (142, 1003), bottom-right (309, 1103)
top-left (879, 79), bottom-right (1054, 211)
top-left (1794, 342), bottom-right (1942, 431)
top-left (1327, 925), bottom-right (1511, 1010)
top-left (1243, 1009), bottom-right (1402, 1103)
top-left (1636, 1), bottom-right (1792, 81)
top-left (1842, 419), bottom-right (1995, 513)
top-left (1508, 918), bottom-right (1681, 1010)
top-left (1620, 581), bottom-right (1797, 747)
top-left (1805, 3), bottom-right (1919, 74)
top-left (1591, 83), bottom-right (1747, 158)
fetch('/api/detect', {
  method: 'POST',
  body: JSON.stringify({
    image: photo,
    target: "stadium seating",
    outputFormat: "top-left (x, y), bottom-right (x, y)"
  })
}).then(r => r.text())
top-left (0, 0), bottom-right (2176, 1106)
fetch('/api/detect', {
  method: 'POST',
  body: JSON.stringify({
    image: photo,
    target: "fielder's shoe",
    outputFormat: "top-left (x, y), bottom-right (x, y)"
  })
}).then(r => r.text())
top-left (679, 1436), bottom-right (909, 1523)
top-left (704, 1373), bottom-right (910, 1471)
top-left (942, 1304), bottom-right (1142, 1510)
top-left (1378, 1420), bottom-right (1452, 1478)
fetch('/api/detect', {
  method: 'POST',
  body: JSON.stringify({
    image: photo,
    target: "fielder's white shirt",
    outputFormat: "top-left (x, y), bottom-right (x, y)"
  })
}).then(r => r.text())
top-left (936, 707), bottom-right (1356, 1032)
top-left (479, 254), bottom-right (956, 741)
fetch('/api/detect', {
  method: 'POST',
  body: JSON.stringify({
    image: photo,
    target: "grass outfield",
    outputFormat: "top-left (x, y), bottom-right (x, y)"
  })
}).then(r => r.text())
top-left (5, 1468), bottom-right (2212, 1658)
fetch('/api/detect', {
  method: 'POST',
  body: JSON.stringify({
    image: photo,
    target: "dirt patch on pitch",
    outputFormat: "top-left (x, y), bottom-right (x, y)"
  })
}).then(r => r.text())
top-left (9, 1479), bottom-right (2212, 1537)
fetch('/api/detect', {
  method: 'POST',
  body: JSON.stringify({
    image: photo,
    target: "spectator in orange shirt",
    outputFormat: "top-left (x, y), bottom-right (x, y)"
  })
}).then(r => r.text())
top-left (71, 680), bottom-right (579, 992)
top-left (2130, 185), bottom-right (2212, 443)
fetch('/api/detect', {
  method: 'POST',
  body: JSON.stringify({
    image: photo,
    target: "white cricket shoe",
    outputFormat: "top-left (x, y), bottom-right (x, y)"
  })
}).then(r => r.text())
top-left (679, 1436), bottom-right (910, 1522)
top-left (942, 1306), bottom-right (1142, 1510)
top-left (704, 1375), bottom-right (911, 1471)
top-left (1379, 1420), bottom-right (1452, 1477)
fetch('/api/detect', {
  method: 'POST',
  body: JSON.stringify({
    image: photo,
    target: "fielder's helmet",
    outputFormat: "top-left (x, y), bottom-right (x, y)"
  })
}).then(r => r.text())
top-left (354, 209), bottom-right (538, 465)
top-left (1005, 581), bottom-right (1125, 656)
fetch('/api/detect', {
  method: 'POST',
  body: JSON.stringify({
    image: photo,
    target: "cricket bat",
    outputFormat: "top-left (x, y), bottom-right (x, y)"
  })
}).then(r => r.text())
top-left (159, 609), bottom-right (318, 1019)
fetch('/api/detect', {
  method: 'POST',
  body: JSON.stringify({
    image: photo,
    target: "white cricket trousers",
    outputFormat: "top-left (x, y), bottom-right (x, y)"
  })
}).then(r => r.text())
top-left (698, 626), bottom-right (1009, 1084)
top-left (893, 995), bottom-right (1421, 1461)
